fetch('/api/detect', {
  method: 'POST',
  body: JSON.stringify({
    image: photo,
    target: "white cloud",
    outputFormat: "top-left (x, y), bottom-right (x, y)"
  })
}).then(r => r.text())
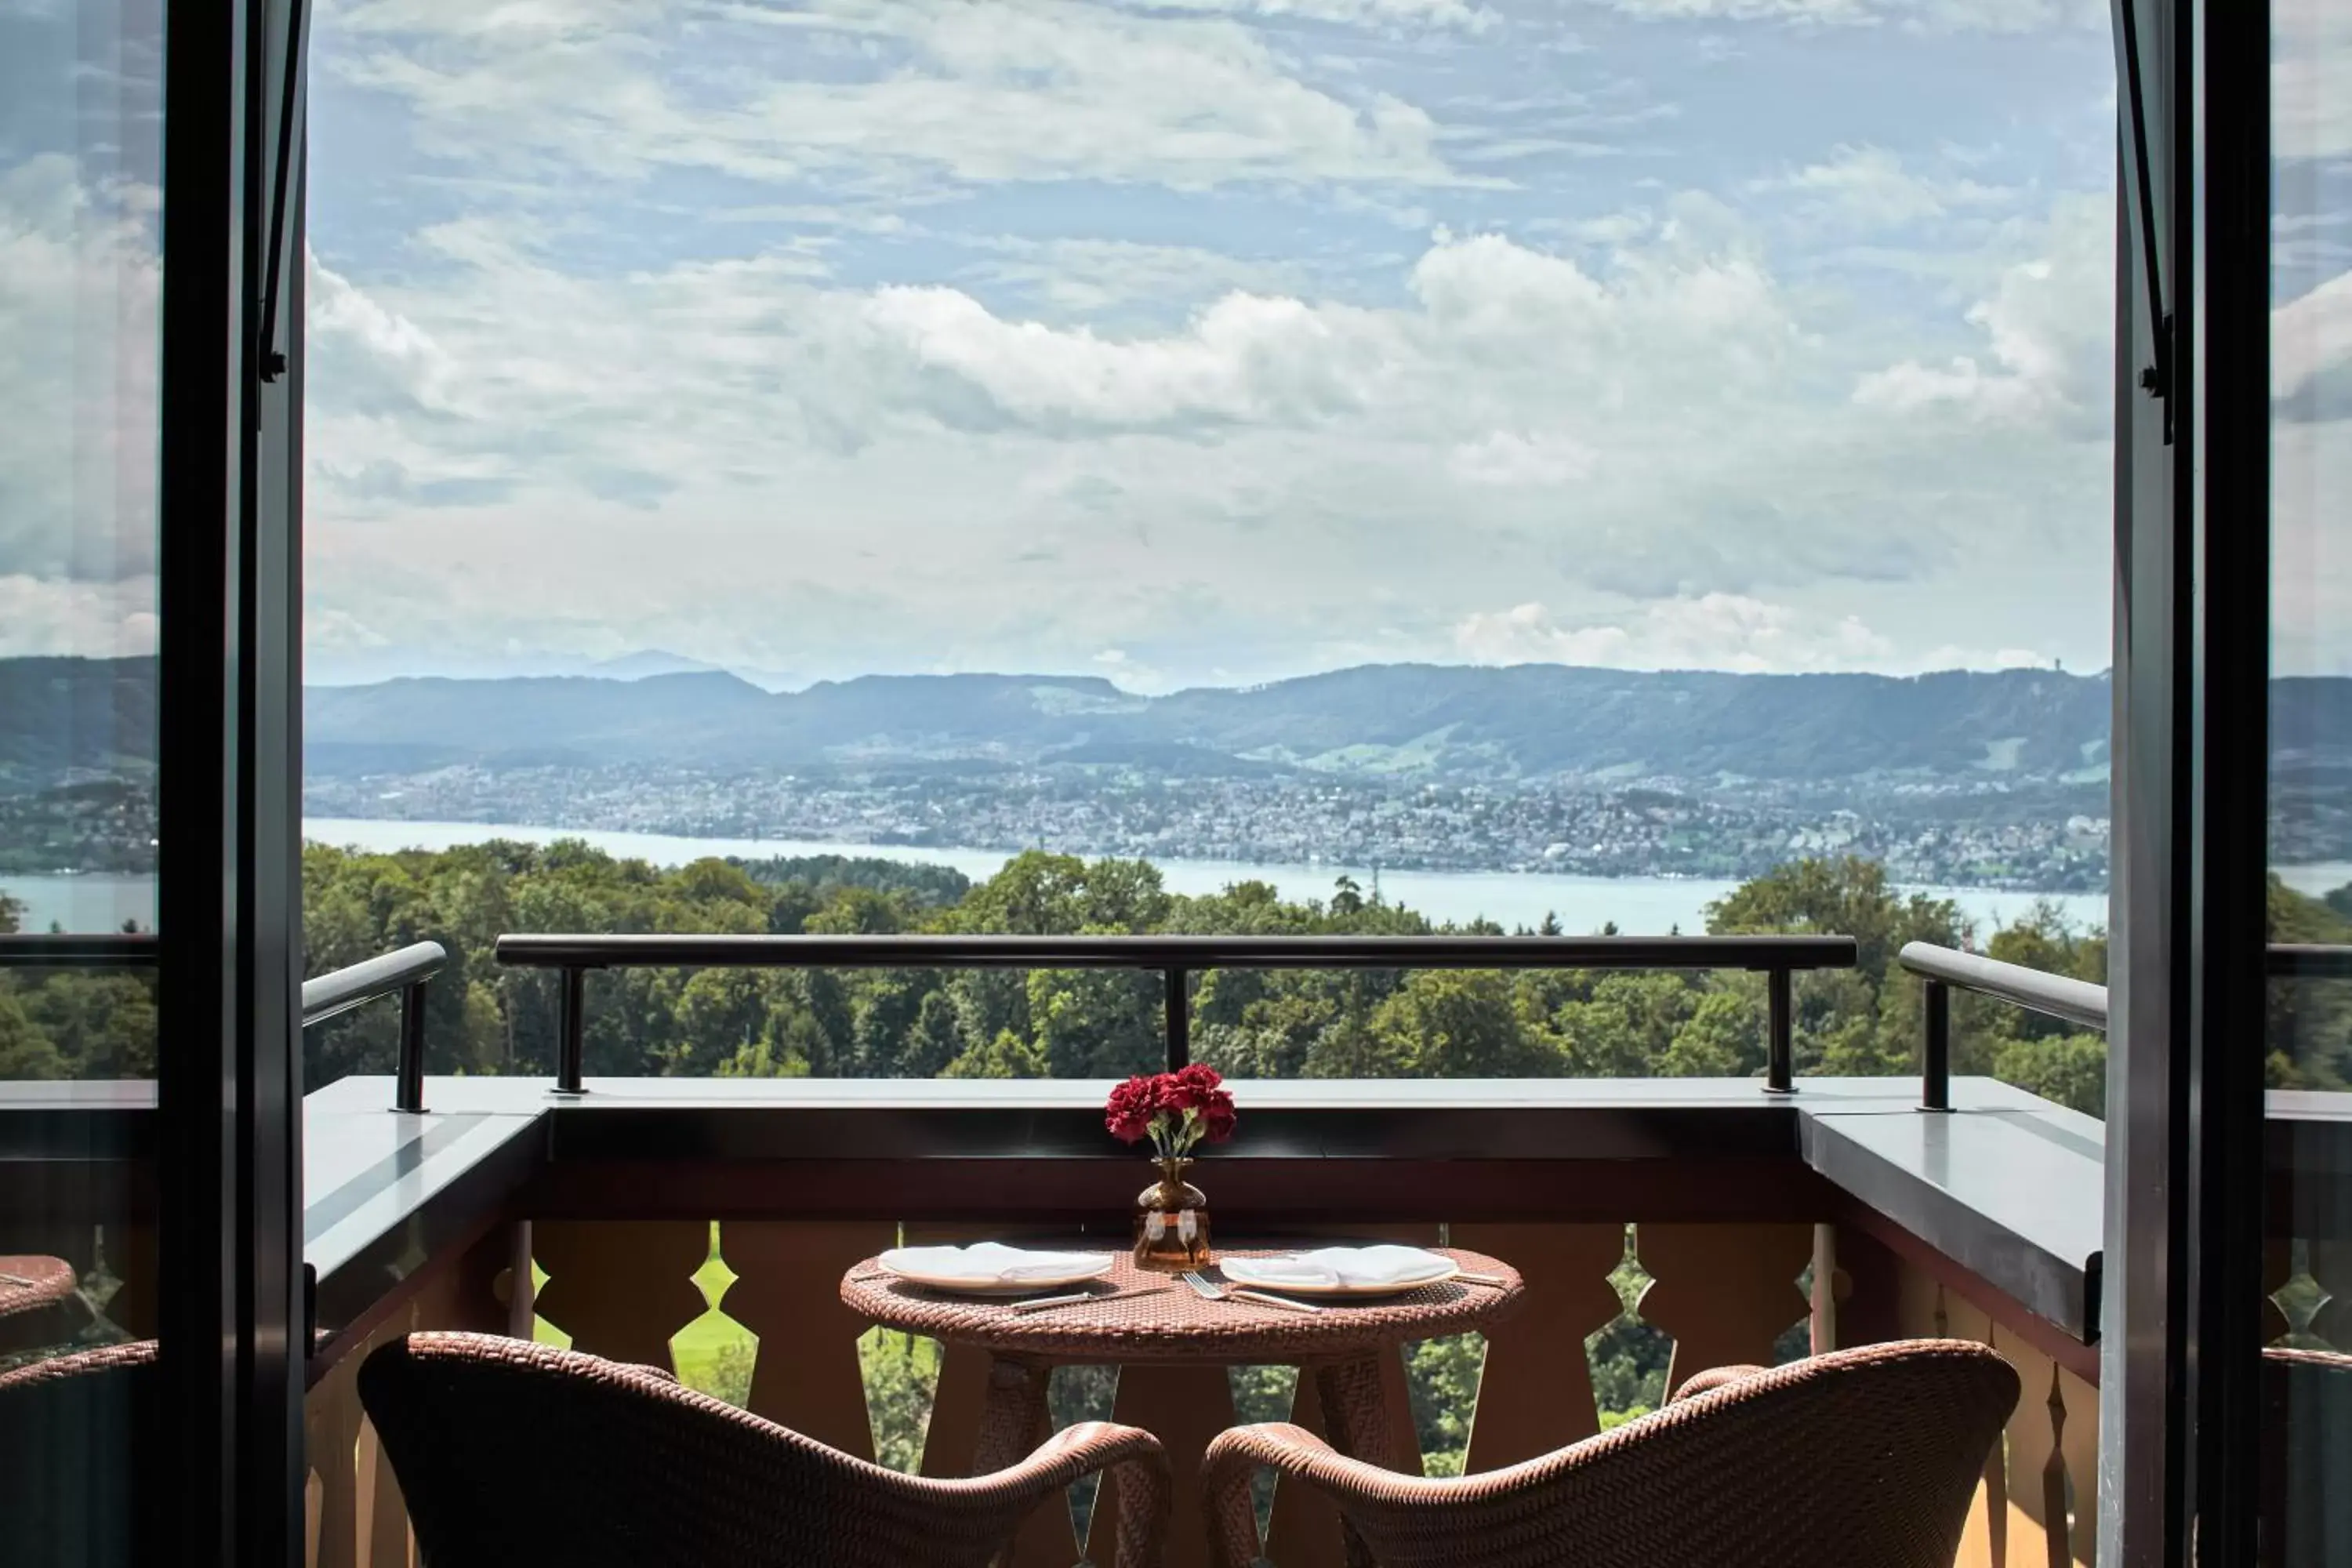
top-left (299, 198), bottom-right (2114, 681)
top-left (962, 238), bottom-right (1308, 322)
top-left (1134, 0), bottom-right (1498, 30)
top-left (1454, 594), bottom-right (1896, 672)
top-left (1448, 430), bottom-right (1595, 485)
top-left (861, 285), bottom-right (1393, 428)
top-left (1577, 0), bottom-right (2103, 32)
top-left (0, 575), bottom-right (159, 658)
top-left (326, 0), bottom-right (1475, 191)
top-left (2274, 269), bottom-right (2352, 416)
top-left (290, 0), bottom-right (2121, 684)
top-left (2276, 0), bottom-right (2352, 162)
top-left (0, 156), bottom-right (162, 655)
top-left (1852, 192), bottom-right (2111, 430)
top-left (1752, 144), bottom-right (2011, 228)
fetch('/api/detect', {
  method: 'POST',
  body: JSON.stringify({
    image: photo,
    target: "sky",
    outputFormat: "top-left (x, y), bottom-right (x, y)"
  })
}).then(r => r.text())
top-left (4, 0), bottom-right (2340, 692)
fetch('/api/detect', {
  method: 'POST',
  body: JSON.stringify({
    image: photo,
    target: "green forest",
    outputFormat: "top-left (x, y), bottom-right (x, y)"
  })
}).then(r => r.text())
top-left (10, 842), bottom-right (2350, 1496)
top-left (278, 842), bottom-right (2119, 1107)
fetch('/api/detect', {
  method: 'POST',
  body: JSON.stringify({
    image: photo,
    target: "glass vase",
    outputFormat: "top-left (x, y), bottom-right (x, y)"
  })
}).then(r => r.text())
top-left (1133, 1155), bottom-right (1211, 1272)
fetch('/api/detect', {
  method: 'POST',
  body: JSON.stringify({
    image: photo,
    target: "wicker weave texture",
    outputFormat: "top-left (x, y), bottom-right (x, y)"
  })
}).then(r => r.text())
top-left (842, 1247), bottom-right (1522, 1363)
top-left (1201, 1339), bottom-right (2019, 1568)
top-left (0, 1256), bottom-right (76, 1320)
top-left (0, 1338), bottom-right (155, 1389)
top-left (358, 1331), bottom-right (1171, 1568)
top-left (1668, 1362), bottom-right (1767, 1403)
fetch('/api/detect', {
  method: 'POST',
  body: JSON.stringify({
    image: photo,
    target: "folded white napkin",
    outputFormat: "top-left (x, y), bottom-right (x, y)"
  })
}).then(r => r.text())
top-left (1228, 1245), bottom-right (1453, 1290)
top-left (878, 1242), bottom-right (1107, 1284)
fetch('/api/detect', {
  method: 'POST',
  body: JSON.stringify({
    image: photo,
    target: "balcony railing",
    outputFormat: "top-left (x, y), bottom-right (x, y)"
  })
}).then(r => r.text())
top-left (1899, 940), bottom-right (2109, 1112)
top-left (492, 931), bottom-right (1860, 1095)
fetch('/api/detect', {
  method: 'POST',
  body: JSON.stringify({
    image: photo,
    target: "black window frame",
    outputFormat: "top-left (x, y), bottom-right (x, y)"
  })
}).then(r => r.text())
top-left (2103, 0), bottom-right (2273, 1561)
top-left (154, 0), bottom-right (312, 1556)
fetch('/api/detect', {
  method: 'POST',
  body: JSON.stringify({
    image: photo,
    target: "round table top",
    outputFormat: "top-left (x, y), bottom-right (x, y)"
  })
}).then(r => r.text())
top-left (840, 1244), bottom-right (1522, 1363)
top-left (0, 1257), bottom-right (76, 1320)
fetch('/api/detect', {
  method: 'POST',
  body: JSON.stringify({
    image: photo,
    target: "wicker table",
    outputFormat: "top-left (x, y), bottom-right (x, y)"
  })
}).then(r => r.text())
top-left (842, 1244), bottom-right (1523, 1566)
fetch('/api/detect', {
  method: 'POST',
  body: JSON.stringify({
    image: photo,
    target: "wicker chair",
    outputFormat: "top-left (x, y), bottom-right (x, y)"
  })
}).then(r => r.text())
top-left (358, 1332), bottom-right (1171, 1568)
top-left (0, 1340), bottom-right (159, 1568)
top-left (1201, 1340), bottom-right (2018, 1568)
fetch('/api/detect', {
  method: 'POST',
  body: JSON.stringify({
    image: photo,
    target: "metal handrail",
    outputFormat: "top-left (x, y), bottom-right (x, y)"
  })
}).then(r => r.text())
top-left (494, 931), bottom-right (1860, 1098)
top-left (303, 942), bottom-right (447, 1114)
top-left (1899, 941), bottom-right (2110, 1114)
top-left (302, 941), bottom-right (446, 1025)
top-left (2266, 944), bottom-right (2352, 979)
top-left (1, 933), bottom-right (447, 1112)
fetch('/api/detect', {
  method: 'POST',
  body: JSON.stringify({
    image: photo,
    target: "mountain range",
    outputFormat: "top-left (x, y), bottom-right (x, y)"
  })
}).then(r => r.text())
top-left (68, 652), bottom-right (2352, 794)
top-left (0, 655), bottom-right (2161, 787)
top-left (296, 662), bottom-right (2135, 786)
top-left (0, 655), bottom-right (2160, 790)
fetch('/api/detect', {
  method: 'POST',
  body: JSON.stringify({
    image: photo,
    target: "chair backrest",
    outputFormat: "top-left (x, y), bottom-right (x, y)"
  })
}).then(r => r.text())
top-left (1347, 1340), bottom-right (2018, 1568)
top-left (358, 1332), bottom-right (1018, 1568)
top-left (0, 1341), bottom-right (159, 1568)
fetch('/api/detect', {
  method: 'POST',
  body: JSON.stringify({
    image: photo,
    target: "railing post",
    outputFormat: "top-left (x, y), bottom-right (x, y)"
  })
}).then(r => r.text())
top-left (555, 965), bottom-right (586, 1094)
top-left (1165, 967), bottom-right (1189, 1070)
top-left (394, 978), bottom-right (429, 1114)
top-left (1765, 966), bottom-right (1794, 1094)
top-left (1921, 978), bottom-right (1951, 1112)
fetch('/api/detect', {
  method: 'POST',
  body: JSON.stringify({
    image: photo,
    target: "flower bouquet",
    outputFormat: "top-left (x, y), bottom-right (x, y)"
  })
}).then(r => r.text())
top-left (1105, 1065), bottom-right (1237, 1271)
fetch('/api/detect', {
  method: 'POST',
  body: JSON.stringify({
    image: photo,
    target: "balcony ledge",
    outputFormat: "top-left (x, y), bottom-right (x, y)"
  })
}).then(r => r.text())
top-left (299, 1073), bottom-right (2106, 1366)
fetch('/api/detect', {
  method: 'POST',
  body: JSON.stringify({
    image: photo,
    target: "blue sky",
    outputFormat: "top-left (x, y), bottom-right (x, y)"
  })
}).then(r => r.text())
top-left (11, 0), bottom-right (2343, 690)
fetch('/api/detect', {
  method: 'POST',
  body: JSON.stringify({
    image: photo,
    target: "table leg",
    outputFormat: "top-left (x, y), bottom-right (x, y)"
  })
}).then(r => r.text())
top-left (973, 1354), bottom-right (1054, 1475)
top-left (1098, 1362), bottom-right (1236, 1568)
top-left (975, 1356), bottom-right (1078, 1568)
top-left (1313, 1356), bottom-right (1407, 1568)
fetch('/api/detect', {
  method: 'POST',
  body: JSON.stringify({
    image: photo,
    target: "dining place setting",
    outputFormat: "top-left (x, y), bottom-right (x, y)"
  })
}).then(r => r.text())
top-left (853, 1237), bottom-right (1504, 1316)
top-left (840, 1067), bottom-right (1520, 1360)
top-left (833, 1066), bottom-right (1530, 1567)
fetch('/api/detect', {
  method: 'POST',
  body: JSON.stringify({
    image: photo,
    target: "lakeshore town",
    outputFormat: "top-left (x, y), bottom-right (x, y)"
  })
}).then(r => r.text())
top-left (287, 764), bottom-right (2115, 892)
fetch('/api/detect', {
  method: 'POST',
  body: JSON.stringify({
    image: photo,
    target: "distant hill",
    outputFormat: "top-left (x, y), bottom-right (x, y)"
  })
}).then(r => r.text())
top-left (0, 658), bottom-right (158, 791)
top-left (40, 655), bottom-right (2352, 791)
top-left (587, 649), bottom-right (724, 681)
top-left (290, 661), bottom-right (2130, 786)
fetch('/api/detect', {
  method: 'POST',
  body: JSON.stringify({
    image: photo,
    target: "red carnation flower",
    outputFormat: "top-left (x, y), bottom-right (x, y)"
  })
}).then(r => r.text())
top-left (1200, 1090), bottom-right (1238, 1143)
top-left (1104, 1076), bottom-right (1161, 1143)
top-left (1162, 1062), bottom-right (1223, 1110)
top-left (1106, 1067), bottom-right (1238, 1155)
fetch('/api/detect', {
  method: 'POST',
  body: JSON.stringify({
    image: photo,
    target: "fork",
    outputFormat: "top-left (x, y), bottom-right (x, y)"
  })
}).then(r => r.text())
top-left (1181, 1270), bottom-right (1323, 1314)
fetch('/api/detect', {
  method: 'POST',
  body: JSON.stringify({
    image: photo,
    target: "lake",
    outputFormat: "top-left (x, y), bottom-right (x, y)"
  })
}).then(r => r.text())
top-left (2, 873), bottom-right (158, 936)
top-left (17, 826), bottom-right (2351, 938)
top-left (296, 817), bottom-right (2114, 938)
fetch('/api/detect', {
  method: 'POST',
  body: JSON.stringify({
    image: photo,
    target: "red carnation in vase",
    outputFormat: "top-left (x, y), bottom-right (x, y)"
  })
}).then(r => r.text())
top-left (1104, 1067), bottom-right (1239, 1157)
top-left (1104, 1075), bottom-right (1161, 1143)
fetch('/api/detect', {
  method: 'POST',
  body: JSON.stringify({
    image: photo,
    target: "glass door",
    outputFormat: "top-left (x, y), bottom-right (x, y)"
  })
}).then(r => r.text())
top-left (0, 0), bottom-right (169, 1559)
top-left (2263, 1), bottom-right (2352, 1559)
top-left (2, 0), bottom-right (310, 1557)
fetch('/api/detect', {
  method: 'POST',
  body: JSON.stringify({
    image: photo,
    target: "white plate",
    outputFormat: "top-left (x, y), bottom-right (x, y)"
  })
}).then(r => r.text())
top-left (876, 1243), bottom-right (1116, 1295)
top-left (1221, 1246), bottom-right (1461, 1298)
